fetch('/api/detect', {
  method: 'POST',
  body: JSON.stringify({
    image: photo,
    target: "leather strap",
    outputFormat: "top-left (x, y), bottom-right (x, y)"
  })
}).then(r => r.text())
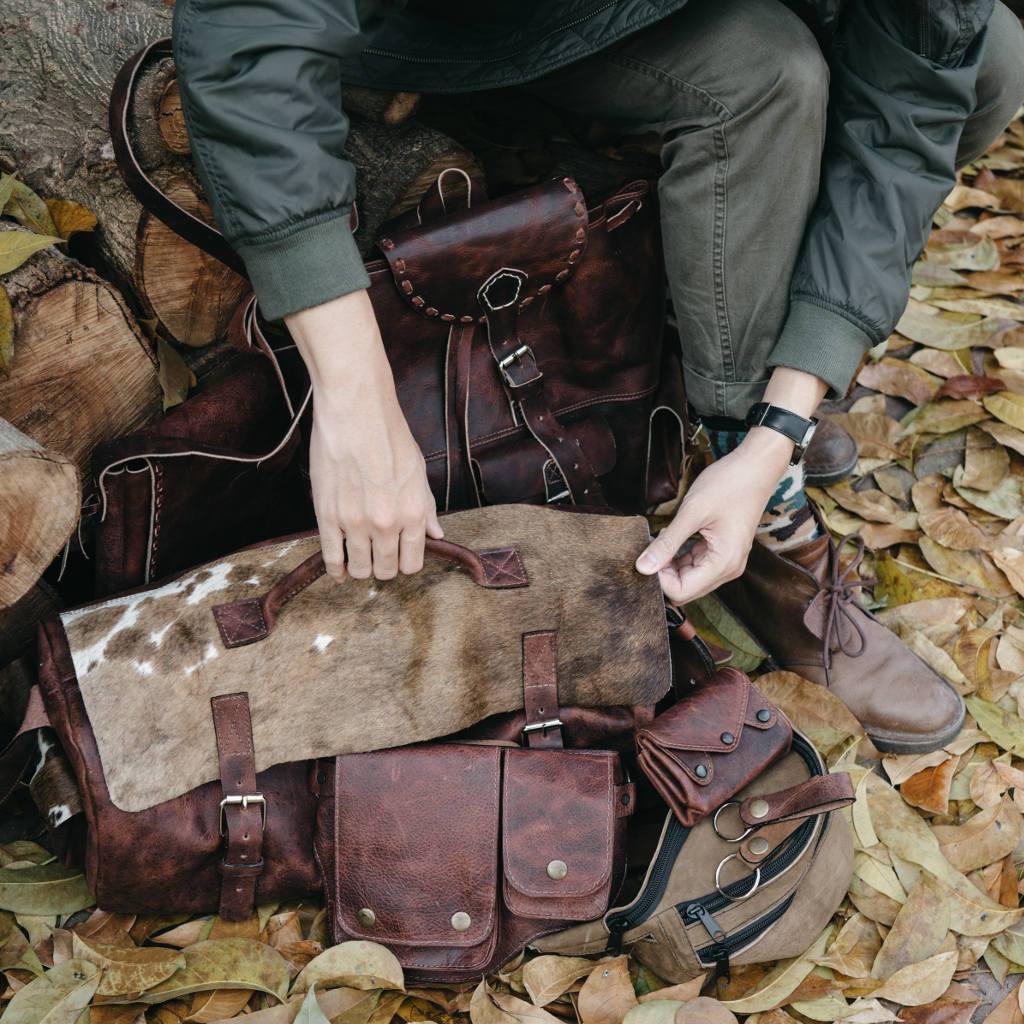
top-left (521, 631), bottom-right (563, 749)
top-left (477, 269), bottom-right (605, 506)
top-left (734, 774), bottom-right (854, 866)
top-left (739, 772), bottom-right (854, 828)
top-left (110, 38), bottom-right (248, 275)
top-left (212, 538), bottom-right (529, 648)
top-left (211, 693), bottom-right (265, 921)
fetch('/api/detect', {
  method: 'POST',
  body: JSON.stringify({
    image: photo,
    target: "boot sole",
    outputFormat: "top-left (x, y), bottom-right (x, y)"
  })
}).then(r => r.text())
top-left (716, 596), bottom-right (967, 756)
top-left (805, 448), bottom-right (859, 488)
top-left (864, 697), bottom-right (966, 755)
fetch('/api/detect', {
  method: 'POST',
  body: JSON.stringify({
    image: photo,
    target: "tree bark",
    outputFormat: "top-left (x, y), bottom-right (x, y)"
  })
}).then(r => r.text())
top-left (0, 0), bottom-right (478, 355)
top-left (0, 420), bottom-right (80, 610)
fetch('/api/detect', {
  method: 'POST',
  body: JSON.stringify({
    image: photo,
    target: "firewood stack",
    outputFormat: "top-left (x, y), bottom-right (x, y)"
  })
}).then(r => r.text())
top-left (0, 0), bottom-right (482, 662)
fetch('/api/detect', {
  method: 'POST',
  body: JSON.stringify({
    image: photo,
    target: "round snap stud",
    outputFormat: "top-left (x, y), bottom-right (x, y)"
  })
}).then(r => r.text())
top-left (749, 797), bottom-right (770, 819)
top-left (756, 709), bottom-right (771, 723)
top-left (357, 908), bottom-right (376, 928)
top-left (720, 732), bottom-right (735, 745)
top-left (749, 836), bottom-right (770, 856)
top-left (695, 764), bottom-right (708, 779)
top-left (547, 859), bottom-right (568, 880)
top-left (451, 912), bottom-right (472, 932)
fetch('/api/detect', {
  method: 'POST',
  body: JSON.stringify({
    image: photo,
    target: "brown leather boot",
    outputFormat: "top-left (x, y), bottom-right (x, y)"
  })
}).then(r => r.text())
top-left (804, 418), bottom-right (858, 487)
top-left (717, 531), bottom-right (965, 753)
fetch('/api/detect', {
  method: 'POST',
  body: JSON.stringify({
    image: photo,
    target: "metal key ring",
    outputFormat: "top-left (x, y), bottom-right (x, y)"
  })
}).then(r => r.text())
top-left (712, 801), bottom-right (754, 842)
top-left (714, 854), bottom-right (761, 901)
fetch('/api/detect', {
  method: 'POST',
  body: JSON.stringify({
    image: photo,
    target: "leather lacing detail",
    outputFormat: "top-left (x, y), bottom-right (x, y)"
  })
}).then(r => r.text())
top-left (821, 533), bottom-right (877, 673)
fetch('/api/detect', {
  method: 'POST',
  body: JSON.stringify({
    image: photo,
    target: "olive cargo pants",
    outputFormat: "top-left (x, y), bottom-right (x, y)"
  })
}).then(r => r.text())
top-left (519, 0), bottom-right (1024, 419)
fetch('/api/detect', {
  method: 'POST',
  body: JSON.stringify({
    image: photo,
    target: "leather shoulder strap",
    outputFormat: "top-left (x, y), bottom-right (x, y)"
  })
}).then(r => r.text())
top-left (109, 37), bottom-right (248, 275)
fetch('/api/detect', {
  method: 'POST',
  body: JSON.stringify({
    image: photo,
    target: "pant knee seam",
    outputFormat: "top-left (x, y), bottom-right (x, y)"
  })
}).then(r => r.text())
top-left (606, 53), bottom-right (733, 121)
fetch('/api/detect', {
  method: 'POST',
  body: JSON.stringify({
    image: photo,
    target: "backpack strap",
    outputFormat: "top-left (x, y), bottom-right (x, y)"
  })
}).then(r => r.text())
top-left (109, 37), bottom-right (248, 275)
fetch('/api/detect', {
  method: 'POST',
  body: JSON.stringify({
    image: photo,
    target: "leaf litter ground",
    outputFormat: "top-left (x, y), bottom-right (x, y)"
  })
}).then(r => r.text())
top-left (5, 112), bottom-right (1024, 1024)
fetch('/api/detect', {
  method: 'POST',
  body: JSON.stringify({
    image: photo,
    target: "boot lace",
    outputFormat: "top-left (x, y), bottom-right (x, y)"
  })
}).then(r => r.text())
top-left (822, 532), bottom-right (878, 672)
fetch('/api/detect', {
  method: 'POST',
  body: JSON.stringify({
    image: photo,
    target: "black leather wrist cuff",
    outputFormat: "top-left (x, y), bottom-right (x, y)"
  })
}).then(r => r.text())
top-left (744, 403), bottom-right (817, 465)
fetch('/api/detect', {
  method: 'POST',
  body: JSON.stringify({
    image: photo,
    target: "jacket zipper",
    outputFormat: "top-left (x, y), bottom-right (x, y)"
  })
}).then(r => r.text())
top-left (605, 734), bottom-right (824, 948)
top-left (364, 1), bottom-right (623, 65)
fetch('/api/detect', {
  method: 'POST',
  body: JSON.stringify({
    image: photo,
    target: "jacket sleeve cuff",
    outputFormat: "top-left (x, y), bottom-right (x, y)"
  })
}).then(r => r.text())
top-left (233, 213), bottom-right (371, 322)
top-left (766, 298), bottom-right (875, 400)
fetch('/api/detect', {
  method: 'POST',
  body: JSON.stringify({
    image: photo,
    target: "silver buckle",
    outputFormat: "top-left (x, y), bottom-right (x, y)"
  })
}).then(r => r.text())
top-left (219, 794), bottom-right (267, 835)
top-left (498, 344), bottom-right (531, 372)
top-left (498, 344), bottom-right (543, 389)
top-left (522, 718), bottom-right (564, 736)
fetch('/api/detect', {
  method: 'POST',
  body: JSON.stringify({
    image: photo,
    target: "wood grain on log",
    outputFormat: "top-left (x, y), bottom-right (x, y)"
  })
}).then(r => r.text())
top-left (0, 420), bottom-right (80, 609)
top-left (0, 225), bottom-right (161, 477)
top-left (135, 175), bottom-right (248, 347)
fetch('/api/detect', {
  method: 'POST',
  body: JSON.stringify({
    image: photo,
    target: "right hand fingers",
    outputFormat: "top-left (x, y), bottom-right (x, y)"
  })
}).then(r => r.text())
top-left (635, 497), bottom-right (708, 575)
top-left (319, 522), bottom-right (348, 583)
top-left (345, 533), bottom-right (373, 580)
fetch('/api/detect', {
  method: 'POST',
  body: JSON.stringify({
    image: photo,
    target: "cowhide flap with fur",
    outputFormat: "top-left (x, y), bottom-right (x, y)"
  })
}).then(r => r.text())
top-left (61, 505), bottom-right (671, 812)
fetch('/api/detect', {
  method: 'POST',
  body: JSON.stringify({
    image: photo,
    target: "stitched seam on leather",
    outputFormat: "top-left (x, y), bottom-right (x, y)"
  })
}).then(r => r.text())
top-left (383, 179), bottom-right (589, 320)
top-left (148, 460), bottom-right (163, 581)
top-left (276, 563), bottom-right (328, 609)
top-left (503, 751), bottom-right (613, 898)
top-left (479, 548), bottom-right (528, 587)
top-left (215, 600), bottom-right (267, 646)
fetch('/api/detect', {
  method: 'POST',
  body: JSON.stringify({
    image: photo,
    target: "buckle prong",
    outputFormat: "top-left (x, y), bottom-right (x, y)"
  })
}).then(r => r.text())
top-left (219, 793), bottom-right (267, 835)
top-left (522, 718), bottom-right (564, 736)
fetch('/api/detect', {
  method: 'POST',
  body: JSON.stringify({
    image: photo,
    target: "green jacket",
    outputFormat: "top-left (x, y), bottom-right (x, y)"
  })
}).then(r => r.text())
top-left (171, 0), bottom-right (995, 398)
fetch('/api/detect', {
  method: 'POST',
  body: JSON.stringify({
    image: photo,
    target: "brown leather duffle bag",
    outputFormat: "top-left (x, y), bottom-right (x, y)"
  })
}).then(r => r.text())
top-left (110, 40), bottom-right (689, 522)
top-left (18, 506), bottom-right (670, 975)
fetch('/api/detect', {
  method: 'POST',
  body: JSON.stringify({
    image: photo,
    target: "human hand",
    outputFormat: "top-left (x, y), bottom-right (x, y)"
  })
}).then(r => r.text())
top-left (285, 290), bottom-right (442, 582)
top-left (635, 430), bottom-right (794, 603)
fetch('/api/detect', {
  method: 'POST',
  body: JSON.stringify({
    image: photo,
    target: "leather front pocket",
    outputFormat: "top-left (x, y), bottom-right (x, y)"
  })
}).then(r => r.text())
top-left (502, 748), bottom-right (618, 922)
top-left (333, 745), bottom-right (501, 958)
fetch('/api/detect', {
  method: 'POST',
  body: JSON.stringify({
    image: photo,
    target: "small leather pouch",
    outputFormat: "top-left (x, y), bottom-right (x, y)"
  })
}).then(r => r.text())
top-left (319, 742), bottom-right (632, 983)
top-left (636, 669), bottom-right (793, 826)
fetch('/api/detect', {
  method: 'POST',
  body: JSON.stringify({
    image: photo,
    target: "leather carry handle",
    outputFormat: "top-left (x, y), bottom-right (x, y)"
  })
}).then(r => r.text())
top-left (110, 38), bottom-right (249, 276)
top-left (212, 538), bottom-right (529, 648)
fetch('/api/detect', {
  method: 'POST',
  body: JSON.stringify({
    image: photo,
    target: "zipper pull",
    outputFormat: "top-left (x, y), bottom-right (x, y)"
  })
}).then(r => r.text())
top-left (606, 917), bottom-right (627, 953)
top-left (685, 903), bottom-right (727, 944)
top-left (711, 944), bottom-right (732, 982)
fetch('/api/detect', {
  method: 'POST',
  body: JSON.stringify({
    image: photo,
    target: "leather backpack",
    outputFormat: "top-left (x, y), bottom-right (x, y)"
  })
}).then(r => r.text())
top-left (107, 40), bottom-right (689, 542)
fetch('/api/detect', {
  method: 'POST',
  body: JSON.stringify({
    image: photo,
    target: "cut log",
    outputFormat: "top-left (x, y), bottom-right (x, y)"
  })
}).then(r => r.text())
top-left (343, 86), bottom-right (422, 126)
top-left (0, 419), bottom-right (80, 609)
top-left (135, 175), bottom-right (248, 348)
top-left (0, 224), bottom-right (161, 477)
top-left (0, 0), bottom-right (478, 357)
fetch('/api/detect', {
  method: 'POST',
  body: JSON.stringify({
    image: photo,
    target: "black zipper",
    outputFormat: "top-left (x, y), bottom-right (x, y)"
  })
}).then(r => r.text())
top-left (607, 816), bottom-right (690, 950)
top-left (363, 1), bottom-right (622, 65)
top-left (605, 734), bottom-right (824, 946)
top-left (694, 892), bottom-right (796, 967)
